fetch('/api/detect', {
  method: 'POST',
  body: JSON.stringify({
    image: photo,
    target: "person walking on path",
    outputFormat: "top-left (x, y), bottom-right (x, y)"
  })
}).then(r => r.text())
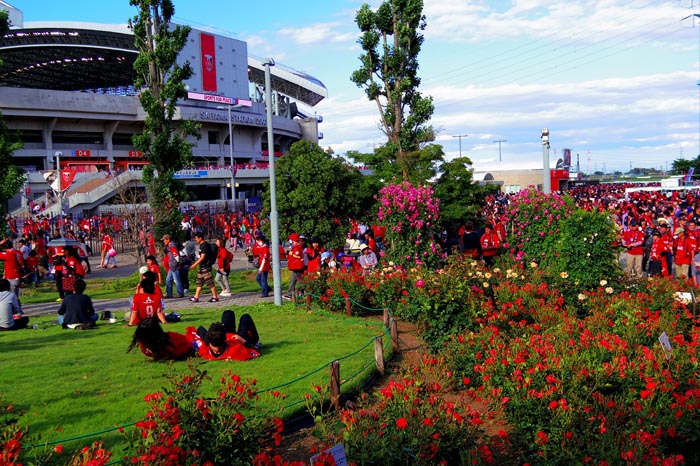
top-left (214, 237), bottom-right (233, 297)
top-left (162, 235), bottom-right (184, 299)
top-left (189, 232), bottom-right (220, 303)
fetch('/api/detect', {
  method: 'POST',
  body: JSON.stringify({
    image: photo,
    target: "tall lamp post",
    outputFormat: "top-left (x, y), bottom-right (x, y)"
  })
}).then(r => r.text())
top-left (54, 151), bottom-right (65, 237)
top-left (217, 105), bottom-right (236, 207)
top-left (452, 134), bottom-right (468, 157)
top-left (541, 128), bottom-right (551, 194)
top-left (263, 58), bottom-right (282, 305)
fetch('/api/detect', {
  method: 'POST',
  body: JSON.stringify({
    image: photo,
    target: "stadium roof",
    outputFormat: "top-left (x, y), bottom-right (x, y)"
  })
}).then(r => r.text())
top-left (0, 21), bottom-right (327, 105)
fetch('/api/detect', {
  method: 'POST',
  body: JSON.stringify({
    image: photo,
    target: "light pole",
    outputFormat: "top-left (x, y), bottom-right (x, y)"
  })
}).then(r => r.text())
top-left (54, 151), bottom-right (65, 237)
top-left (493, 139), bottom-right (507, 162)
top-left (263, 58), bottom-right (282, 306)
top-left (216, 105), bottom-right (236, 207)
top-left (541, 128), bottom-right (551, 194)
top-left (452, 134), bottom-right (468, 157)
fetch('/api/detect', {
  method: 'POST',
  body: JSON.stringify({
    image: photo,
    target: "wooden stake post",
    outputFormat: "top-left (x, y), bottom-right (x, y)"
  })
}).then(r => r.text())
top-left (330, 360), bottom-right (340, 410)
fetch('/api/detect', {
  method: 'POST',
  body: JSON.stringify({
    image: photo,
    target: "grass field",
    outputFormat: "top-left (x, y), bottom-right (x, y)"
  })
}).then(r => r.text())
top-left (1, 301), bottom-right (389, 459)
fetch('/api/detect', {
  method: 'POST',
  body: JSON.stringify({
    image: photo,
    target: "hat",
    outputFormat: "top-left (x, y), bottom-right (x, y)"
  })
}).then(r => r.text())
top-left (299, 234), bottom-right (307, 241)
top-left (161, 234), bottom-right (171, 241)
top-left (254, 230), bottom-right (263, 237)
top-left (139, 266), bottom-right (149, 275)
top-left (321, 251), bottom-right (332, 260)
top-left (311, 236), bottom-right (320, 244)
top-left (359, 244), bottom-right (369, 251)
top-left (675, 227), bottom-right (685, 234)
top-left (289, 233), bottom-right (300, 242)
top-left (657, 218), bottom-right (668, 225)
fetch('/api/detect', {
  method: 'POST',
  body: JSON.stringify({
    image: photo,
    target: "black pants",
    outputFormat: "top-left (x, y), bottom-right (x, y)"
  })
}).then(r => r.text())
top-left (55, 270), bottom-right (64, 299)
top-left (198, 310), bottom-right (259, 348)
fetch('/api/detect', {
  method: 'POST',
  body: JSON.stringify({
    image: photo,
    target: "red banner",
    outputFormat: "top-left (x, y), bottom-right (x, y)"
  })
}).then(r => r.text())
top-left (200, 32), bottom-right (217, 92)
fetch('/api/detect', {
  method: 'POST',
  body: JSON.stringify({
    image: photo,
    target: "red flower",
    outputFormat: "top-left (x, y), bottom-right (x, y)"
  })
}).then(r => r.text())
top-left (395, 417), bottom-right (408, 430)
top-left (535, 431), bottom-right (549, 445)
top-left (54, 444), bottom-right (64, 454)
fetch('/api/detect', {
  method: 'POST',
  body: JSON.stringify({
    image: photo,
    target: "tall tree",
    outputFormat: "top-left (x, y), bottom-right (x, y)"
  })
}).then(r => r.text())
top-left (129, 0), bottom-right (199, 239)
top-left (351, 0), bottom-right (437, 181)
top-left (0, 11), bottom-right (26, 227)
top-left (264, 140), bottom-right (368, 247)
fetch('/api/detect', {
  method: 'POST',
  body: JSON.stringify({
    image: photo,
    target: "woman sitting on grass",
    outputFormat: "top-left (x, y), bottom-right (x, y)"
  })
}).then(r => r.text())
top-left (127, 317), bottom-right (195, 361)
top-left (129, 278), bottom-right (167, 326)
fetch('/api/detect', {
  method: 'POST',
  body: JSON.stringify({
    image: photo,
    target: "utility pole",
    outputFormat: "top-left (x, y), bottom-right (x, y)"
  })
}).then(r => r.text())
top-left (452, 134), bottom-right (468, 157)
top-left (542, 128), bottom-right (551, 193)
top-left (493, 139), bottom-right (506, 162)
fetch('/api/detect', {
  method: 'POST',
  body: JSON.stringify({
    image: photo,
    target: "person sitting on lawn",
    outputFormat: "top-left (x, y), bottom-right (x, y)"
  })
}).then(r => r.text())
top-left (188, 310), bottom-right (260, 361)
top-left (129, 278), bottom-right (167, 326)
top-left (57, 278), bottom-right (97, 329)
top-left (127, 317), bottom-right (195, 361)
top-left (0, 278), bottom-right (28, 331)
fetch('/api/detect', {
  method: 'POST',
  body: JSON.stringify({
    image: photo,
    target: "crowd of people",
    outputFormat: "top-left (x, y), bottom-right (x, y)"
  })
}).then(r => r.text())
top-left (7, 180), bottom-right (700, 346)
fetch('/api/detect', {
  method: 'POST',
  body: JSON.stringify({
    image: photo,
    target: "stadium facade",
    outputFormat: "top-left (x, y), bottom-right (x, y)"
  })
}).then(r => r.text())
top-left (0, 2), bottom-right (327, 216)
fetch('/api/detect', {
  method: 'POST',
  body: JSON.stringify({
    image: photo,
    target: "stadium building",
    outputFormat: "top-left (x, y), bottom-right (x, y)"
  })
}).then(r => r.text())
top-left (0, 2), bottom-right (327, 217)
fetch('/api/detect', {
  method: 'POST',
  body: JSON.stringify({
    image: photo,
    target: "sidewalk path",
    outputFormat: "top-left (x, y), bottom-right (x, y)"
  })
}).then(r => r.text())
top-left (22, 249), bottom-right (272, 318)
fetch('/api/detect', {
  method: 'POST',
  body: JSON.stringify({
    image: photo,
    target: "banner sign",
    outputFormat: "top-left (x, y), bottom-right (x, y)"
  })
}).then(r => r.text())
top-left (200, 32), bottom-right (217, 93)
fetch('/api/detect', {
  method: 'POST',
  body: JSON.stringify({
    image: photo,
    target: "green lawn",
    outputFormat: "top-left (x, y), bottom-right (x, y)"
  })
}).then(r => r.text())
top-left (1, 302), bottom-right (389, 459)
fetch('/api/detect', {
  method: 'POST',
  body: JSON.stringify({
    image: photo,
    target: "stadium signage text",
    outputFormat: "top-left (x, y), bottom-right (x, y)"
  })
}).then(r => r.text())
top-left (198, 111), bottom-right (267, 126)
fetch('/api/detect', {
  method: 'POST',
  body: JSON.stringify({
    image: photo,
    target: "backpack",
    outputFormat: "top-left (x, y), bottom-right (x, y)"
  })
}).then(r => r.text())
top-left (204, 242), bottom-right (218, 267)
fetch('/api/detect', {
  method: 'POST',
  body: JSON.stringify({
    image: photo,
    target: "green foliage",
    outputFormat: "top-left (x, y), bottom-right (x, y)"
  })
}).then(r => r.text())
top-left (504, 189), bottom-right (623, 294)
top-left (265, 140), bottom-right (367, 248)
top-left (553, 209), bottom-right (623, 292)
top-left (129, 0), bottom-right (200, 238)
top-left (352, 0), bottom-right (437, 181)
top-left (434, 156), bottom-right (498, 230)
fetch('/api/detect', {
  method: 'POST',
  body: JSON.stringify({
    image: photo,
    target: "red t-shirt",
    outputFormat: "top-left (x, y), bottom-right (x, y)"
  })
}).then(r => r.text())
top-left (0, 250), bottom-right (22, 280)
top-left (139, 332), bottom-right (193, 360)
top-left (287, 244), bottom-right (305, 271)
top-left (131, 293), bottom-right (161, 324)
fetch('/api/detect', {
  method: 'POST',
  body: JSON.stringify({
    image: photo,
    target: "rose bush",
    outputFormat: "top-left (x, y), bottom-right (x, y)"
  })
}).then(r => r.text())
top-left (376, 181), bottom-right (441, 270)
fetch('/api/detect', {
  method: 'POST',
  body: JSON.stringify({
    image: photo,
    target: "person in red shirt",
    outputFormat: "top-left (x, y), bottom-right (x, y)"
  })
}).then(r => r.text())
top-left (673, 227), bottom-right (693, 279)
top-left (0, 238), bottom-right (25, 297)
top-left (215, 237), bottom-right (233, 297)
top-left (62, 247), bottom-right (85, 296)
top-left (189, 310), bottom-right (260, 361)
top-left (100, 234), bottom-right (113, 268)
top-left (129, 279), bottom-right (167, 326)
top-left (252, 232), bottom-right (271, 297)
top-left (286, 233), bottom-right (305, 298)
top-left (621, 219), bottom-right (645, 277)
top-left (648, 230), bottom-right (668, 276)
top-left (479, 224), bottom-right (501, 267)
top-left (127, 317), bottom-right (195, 361)
top-left (305, 237), bottom-right (324, 274)
top-left (145, 255), bottom-right (162, 285)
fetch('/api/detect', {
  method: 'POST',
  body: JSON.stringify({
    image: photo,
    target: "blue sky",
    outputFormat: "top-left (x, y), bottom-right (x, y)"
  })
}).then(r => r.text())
top-left (7, 0), bottom-right (700, 174)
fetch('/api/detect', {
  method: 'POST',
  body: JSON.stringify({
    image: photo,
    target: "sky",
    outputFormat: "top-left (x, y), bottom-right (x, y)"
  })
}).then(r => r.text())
top-left (6, 0), bottom-right (700, 174)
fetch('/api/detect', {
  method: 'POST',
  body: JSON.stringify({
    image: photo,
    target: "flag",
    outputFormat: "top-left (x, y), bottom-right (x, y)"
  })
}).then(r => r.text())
top-left (50, 169), bottom-right (77, 192)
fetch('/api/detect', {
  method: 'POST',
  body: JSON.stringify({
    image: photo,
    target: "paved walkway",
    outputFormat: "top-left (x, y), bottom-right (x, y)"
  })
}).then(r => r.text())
top-left (22, 249), bottom-right (275, 318)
